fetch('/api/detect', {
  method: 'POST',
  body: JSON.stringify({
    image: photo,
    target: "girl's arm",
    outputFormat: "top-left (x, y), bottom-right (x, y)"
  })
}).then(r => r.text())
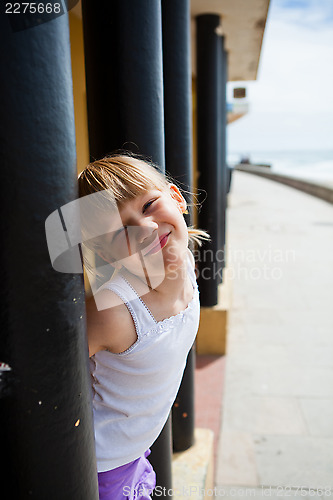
top-left (85, 291), bottom-right (137, 357)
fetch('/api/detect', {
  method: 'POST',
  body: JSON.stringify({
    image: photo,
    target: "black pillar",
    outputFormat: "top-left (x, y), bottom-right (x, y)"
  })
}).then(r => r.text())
top-left (162, 0), bottom-right (192, 192)
top-left (81, 0), bottom-right (172, 493)
top-left (196, 14), bottom-right (224, 306)
top-left (171, 347), bottom-right (195, 451)
top-left (0, 11), bottom-right (98, 500)
top-left (162, 0), bottom-right (195, 453)
top-left (218, 37), bottom-right (228, 280)
top-left (81, 0), bottom-right (165, 167)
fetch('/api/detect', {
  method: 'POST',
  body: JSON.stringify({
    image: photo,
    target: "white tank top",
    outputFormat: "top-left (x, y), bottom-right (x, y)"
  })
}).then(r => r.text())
top-left (90, 254), bottom-right (200, 472)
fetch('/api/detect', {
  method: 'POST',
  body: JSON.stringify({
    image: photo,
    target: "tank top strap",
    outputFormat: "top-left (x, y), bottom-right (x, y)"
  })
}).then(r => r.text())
top-left (186, 249), bottom-right (198, 289)
top-left (100, 273), bottom-right (157, 335)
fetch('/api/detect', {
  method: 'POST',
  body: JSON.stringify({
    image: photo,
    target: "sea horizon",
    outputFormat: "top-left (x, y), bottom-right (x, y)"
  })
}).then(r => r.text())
top-left (227, 148), bottom-right (333, 187)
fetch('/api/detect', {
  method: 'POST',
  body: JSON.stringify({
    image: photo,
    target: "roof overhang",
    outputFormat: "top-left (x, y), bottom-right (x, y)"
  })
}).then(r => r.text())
top-left (191, 0), bottom-right (270, 81)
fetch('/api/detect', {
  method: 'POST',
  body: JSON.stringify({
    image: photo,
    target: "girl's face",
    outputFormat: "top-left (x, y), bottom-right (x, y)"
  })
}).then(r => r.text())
top-left (97, 184), bottom-right (188, 281)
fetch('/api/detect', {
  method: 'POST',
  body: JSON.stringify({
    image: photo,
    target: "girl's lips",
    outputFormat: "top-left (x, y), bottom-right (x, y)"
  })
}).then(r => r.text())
top-left (143, 232), bottom-right (170, 256)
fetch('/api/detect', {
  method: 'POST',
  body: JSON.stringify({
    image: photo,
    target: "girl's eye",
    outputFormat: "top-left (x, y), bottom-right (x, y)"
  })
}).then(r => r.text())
top-left (143, 199), bottom-right (156, 212)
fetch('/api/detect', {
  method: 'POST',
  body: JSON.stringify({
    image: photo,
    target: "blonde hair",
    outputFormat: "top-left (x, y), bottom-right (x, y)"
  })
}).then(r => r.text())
top-left (78, 153), bottom-right (209, 249)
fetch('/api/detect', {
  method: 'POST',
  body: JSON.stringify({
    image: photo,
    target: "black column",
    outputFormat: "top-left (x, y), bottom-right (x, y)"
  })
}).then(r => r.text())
top-left (81, 0), bottom-right (172, 493)
top-left (162, 0), bottom-right (195, 453)
top-left (81, 0), bottom-right (165, 167)
top-left (196, 14), bottom-right (224, 306)
top-left (218, 37), bottom-right (228, 280)
top-left (162, 0), bottom-right (192, 192)
top-left (0, 11), bottom-right (98, 500)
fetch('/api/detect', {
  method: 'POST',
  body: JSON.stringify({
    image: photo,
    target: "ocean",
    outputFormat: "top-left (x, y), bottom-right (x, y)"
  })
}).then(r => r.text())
top-left (227, 149), bottom-right (333, 188)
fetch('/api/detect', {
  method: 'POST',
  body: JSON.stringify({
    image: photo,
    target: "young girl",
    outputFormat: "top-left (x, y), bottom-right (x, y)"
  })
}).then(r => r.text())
top-left (78, 153), bottom-right (208, 500)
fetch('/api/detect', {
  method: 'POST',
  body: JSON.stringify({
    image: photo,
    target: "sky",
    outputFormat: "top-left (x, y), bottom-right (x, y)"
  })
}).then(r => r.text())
top-left (227, 0), bottom-right (333, 154)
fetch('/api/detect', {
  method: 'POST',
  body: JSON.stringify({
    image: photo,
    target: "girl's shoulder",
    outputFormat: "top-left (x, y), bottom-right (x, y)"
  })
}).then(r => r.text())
top-left (86, 289), bottom-right (137, 356)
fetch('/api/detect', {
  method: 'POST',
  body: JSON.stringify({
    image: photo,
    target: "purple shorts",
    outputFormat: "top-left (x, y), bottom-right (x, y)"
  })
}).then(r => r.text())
top-left (97, 449), bottom-right (156, 500)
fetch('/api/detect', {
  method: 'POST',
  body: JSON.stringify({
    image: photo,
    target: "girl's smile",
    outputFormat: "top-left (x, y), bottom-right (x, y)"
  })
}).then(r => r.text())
top-left (143, 231), bottom-right (171, 256)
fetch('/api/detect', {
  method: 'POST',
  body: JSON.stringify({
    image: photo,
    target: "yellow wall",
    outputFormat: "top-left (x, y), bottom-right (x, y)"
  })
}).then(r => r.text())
top-left (69, 11), bottom-right (92, 293)
top-left (68, 10), bottom-right (90, 174)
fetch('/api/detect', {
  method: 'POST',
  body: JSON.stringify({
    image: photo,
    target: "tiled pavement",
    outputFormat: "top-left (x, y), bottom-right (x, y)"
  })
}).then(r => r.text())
top-left (195, 354), bottom-right (226, 473)
top-left (198, 171), bottom-right (333, 499)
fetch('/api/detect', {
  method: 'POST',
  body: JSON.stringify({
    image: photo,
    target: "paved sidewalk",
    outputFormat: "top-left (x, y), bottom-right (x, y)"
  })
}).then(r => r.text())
top-left (215, 171), bottom-right (333, 499)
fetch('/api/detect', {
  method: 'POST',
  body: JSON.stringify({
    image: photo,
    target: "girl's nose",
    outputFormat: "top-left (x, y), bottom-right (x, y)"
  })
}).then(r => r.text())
top-left (136, 219), bottom-right (158, 244)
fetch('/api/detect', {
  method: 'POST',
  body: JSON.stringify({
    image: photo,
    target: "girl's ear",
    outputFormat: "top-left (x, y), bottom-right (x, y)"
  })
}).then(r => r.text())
top-left (169, 184), bottom-right (187, 213)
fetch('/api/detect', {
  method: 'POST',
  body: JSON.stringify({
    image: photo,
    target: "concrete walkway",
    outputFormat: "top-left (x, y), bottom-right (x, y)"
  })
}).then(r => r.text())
top-left (215, 171), bottom-right (333, 499)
